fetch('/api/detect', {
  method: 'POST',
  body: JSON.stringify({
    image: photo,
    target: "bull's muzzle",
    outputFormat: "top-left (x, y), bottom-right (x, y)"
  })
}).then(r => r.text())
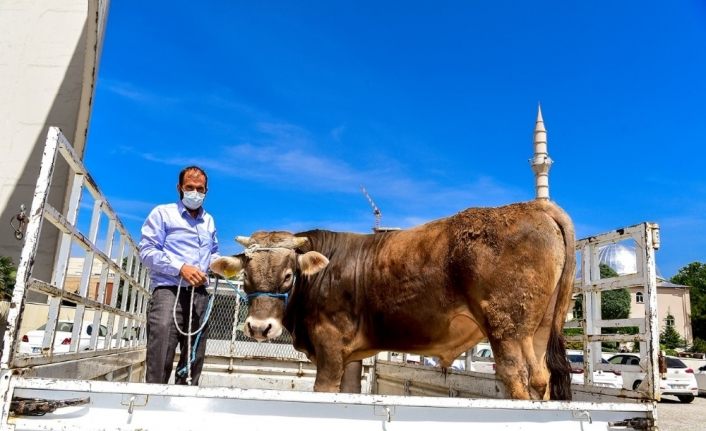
top-left (243, 316), bottom-right (283, 341)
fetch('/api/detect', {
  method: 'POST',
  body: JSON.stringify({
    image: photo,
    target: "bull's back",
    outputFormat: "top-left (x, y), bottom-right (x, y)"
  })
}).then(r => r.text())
top-left (299, 201), bottom-right (572, 351)
top-left (448, 200), bottom-right (568, 288)
top-left (365, 201), bottom-right (570, 348)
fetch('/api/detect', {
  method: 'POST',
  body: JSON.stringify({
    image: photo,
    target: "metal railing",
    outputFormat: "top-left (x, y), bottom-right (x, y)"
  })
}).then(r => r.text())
top-left (568, 222), bottom-right (661, 399)
top-left (1, 127), bottom-right (149, 371)
top-left (204, 280), bottom-right (307, 361)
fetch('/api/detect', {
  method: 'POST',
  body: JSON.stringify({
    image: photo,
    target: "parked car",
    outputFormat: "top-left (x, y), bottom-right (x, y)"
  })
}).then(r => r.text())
top-left (420, 355), bottom-right (467, 371)
top-left (19, 321), bottom-right (108, 354)
top-left (566, 350), bottom-right (623, 388)
top-left (470, 344), bottom-right (496, 373)
top-left (474, 347), bottom-right (494, 359)
top-left (607, 353), bottom-right (698, 403)
top-left (696, 365), bottom-right (706, 396)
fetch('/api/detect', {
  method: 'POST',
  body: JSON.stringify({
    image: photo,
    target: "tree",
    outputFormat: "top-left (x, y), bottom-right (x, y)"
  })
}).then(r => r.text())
top-left (660, 314), bottom-right (685, 350)
top-left (573, 264), bottom-right (631, 320)
top-left (572, 264), bottom-right (634, 350)
top-left (671, 262), bottom-right (706, 343)
top-left (0, 256), bottom-right (17, 301)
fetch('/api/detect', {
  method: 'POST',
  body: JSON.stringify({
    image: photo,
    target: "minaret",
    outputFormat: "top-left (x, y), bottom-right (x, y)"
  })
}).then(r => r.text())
top-left (530, 104), bottom-right (553, 200)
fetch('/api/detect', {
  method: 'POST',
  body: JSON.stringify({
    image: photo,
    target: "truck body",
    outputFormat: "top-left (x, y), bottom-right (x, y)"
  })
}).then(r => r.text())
top-left (0, 129), bottom-right (660, 429)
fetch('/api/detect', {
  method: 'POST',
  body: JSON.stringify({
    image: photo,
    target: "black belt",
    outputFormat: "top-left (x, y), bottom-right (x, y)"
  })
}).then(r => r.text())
top-left (156, 284), bottom-right (207, 290)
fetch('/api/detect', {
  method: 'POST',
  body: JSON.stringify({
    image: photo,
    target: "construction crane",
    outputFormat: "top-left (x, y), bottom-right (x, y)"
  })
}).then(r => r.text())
top-left (360, 186), bottom-right (382, 232)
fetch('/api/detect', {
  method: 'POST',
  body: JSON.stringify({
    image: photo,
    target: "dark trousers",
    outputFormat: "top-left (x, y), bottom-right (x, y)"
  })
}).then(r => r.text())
top-left (146, 285), bottom-right (210, 385)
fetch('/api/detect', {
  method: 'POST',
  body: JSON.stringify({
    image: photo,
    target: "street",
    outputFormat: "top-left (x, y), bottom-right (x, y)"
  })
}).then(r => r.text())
top-left (655, 395), bottom-right (706, 431)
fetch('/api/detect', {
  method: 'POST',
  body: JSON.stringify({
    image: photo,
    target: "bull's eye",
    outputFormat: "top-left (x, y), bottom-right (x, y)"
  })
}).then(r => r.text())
top-left (283, 273), bottom-right (292, 282)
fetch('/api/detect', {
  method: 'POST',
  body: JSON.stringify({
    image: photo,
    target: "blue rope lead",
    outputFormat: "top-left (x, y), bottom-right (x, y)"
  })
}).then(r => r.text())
top-left (176, 280), bottom-right (217, 380)
top-left (176, 276), bottom-right (289, 379)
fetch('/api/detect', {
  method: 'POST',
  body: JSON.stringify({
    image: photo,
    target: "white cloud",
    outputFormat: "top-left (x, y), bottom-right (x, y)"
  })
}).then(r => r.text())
top-left (331, 124), bottom-right (346, 142)
top-left (101, 79), bottom-right (180, 106)
top-left (100, 197), bottom-right (160, 225)
top-left (126, 139), bottom-right (524, 224)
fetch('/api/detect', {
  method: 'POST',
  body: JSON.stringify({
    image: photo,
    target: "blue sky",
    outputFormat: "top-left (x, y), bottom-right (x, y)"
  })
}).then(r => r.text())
top-left (84, 1), bottom-right (706, 278)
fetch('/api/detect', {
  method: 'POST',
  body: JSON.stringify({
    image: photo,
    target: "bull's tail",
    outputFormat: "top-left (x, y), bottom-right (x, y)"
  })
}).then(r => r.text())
top-left (543, 201), bottom-right (576, 401)
top-left (547, 321), bottom-right (572, 400)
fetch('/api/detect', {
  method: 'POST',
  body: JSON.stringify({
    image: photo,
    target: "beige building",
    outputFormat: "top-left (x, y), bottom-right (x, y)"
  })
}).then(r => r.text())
top-left (64, 257), bottom-right (116, 304)
top-left (629, 280), bottom-right (692, 346)
top-left (599, 242), bottom-right (693, 345)
top-left (0, 1), bottom-right (108, 302)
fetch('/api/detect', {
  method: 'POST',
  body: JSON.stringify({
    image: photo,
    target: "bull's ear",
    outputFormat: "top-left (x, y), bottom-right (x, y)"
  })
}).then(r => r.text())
top-left (297, 251), bottom-right (329, 276)
top-left (210, 256), bottom-right (244, 278)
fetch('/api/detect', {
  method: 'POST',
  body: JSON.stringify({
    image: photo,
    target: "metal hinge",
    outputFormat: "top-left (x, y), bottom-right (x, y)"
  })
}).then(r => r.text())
top-left (10, 396), bottom-right (90, 416)
top-left (403, 379), bottom-right (411, 396)
top-left (9, 204), bottom-right (28, 240)
top-left (374, 405), bottom-right (394, 423)
top-left (608, 417), bottom-right (655, 430)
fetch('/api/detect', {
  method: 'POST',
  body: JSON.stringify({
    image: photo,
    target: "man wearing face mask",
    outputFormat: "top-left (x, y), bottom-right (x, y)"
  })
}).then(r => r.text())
top-left (139, 166), bottom-right (220, 385)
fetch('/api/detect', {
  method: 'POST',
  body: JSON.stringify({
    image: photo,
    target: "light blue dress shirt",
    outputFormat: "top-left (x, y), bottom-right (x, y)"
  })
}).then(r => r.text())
top-left (139, 201), bottom-right (220, 290)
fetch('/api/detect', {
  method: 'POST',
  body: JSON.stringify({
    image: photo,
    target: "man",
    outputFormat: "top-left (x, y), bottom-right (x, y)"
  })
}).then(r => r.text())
top-left (139, 166), bottom-right (220, 385)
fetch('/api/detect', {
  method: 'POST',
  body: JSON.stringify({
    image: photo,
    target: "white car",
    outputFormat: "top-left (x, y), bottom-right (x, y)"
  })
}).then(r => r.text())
top-left (696, 365), bottom-right (706, 396)
top-left (420, 355), bottom-right (467, 371)
top-left (470, 345), bottom-right (496, 373)
top-left (607, 353), bottom-right (698, 403)
top-left (19, 321), bottom-right (108, 354)
top-left (566, 351), bottom-right (623, 388)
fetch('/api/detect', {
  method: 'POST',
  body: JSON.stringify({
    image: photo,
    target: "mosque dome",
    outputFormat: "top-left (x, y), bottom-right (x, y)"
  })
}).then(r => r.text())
top-left (597, 242), bottom-right (663, 279)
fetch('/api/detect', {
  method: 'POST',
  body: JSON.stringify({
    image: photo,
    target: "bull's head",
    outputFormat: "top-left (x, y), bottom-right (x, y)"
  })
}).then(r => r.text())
top-left (210, 231), bottom-right (329, 342)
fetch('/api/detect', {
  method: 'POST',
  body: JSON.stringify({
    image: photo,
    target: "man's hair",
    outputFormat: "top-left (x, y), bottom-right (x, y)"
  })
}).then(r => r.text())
top-left (179, 166), bottom-right (208, 188)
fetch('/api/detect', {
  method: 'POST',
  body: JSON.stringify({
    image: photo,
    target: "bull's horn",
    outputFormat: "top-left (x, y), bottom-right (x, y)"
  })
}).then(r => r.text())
top-left (235, 236), bottom-right (255, 246)
top-left (292, 237), bottom-right (309, 248)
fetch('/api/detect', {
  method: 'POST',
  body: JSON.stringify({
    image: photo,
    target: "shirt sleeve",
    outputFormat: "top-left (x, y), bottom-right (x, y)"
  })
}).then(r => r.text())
top-left (139, 207), bottom-right (184, 276)
top-left (208, 219), bottom-right (221, 266)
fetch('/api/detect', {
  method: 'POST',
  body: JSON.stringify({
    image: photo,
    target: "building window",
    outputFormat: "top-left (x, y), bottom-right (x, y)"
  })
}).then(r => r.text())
top-left (636, 292), bottom-right (644, 304)
top-left (666, 315), bottom-right (675, 327)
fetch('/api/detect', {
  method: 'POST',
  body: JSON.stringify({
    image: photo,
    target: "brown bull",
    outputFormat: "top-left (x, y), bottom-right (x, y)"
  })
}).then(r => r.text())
top-left (211, 199), bottom-right (575, 400)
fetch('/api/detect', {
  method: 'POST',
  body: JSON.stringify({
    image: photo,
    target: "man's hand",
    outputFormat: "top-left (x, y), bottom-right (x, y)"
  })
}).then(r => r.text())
top-left (180, 264), bottom-right (208, 286)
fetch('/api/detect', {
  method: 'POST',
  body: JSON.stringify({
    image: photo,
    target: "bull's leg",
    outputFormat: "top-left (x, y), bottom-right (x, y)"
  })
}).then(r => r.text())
top-left (491, 339), bottom-right (531, 399)
top-left (313, 351), bottom-right (345, 392)
top-left (340, 360), bottom-right (363, 393)
top-left (310, 323), bottom-right (348, 392)
top-left (522, 337), bottom-right (550, 400)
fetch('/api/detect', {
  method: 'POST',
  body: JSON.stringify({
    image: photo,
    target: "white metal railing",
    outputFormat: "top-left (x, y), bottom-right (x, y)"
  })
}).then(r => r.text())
top-left (1, 127), bottom-right (149, 371)
top-left (570, 222), bottom-right (661, 400)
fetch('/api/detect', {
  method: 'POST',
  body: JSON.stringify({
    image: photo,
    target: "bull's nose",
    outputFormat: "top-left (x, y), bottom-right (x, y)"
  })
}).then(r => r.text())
top-left (244, 317), bottom-right (283, 341)
top-left (246, 321), bottom-right (272, 341)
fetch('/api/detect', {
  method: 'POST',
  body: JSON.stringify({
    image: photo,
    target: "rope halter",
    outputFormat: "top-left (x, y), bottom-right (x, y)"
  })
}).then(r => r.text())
top-left (239, 242), bottom-right (299, 307)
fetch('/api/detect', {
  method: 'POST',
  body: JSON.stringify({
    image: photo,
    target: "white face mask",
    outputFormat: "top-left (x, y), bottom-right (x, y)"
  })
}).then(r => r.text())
top-left (182, 190), bottom-right (205, 210)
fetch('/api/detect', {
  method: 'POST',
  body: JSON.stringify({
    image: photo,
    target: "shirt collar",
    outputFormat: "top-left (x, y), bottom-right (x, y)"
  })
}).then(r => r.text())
top-left (177, 199), bottom-right (204, 220)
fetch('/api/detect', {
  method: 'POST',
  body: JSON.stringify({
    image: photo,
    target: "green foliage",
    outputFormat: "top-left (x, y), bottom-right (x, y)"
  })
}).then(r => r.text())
top-left (660, 314), bottom-right (685, 349)
top-left (602, 289), bottom-right (631, 320)
top-left (563, 327), bottom-right (583, 350)
top-left (690, 337), bottom-right (706, 354)
top-left (598, 264), bottom-right (631, 327)
top-left (600, 263), bottom-right (619, 279)
top-left (573, 264), bottom-right (631, 321)
top-left (572, 264), bottom-right (633, 351)
top-left (671, 262), bottom-right (706, 342)
top-left (0, 256), bottom-right (17, 301)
